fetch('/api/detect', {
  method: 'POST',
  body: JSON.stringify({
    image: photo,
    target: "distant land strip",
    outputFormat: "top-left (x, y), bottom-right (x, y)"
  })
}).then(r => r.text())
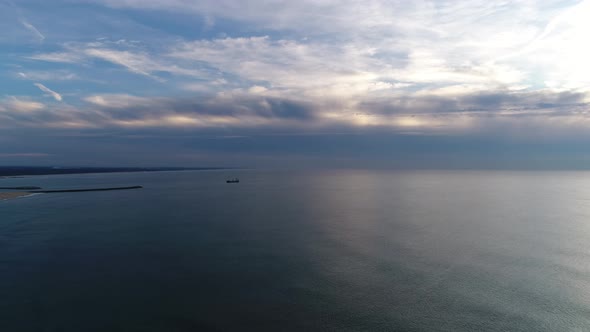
top-left (0, 192), bottom-right (30, 200)
top-left (0, 166), bottom-right (228, 177)
top-left (29, 186), bottom-right (143, 193)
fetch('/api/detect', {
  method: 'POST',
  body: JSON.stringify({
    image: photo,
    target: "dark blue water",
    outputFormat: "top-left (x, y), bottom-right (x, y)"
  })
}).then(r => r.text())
top-left (2, 170), bottom-right (590, 331)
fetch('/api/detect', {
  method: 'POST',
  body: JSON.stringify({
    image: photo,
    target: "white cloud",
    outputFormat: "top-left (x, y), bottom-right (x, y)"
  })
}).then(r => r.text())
top-left (84, 48), bottom-right (157, 78)
top-left (0, 97), bottom-right (45, 112)
top-left (12, 0), bottom-right (590, 136)
top-left (29, 40), bottom-right (208, 81)
top-left (84, 94), bottom-right (154, 108)
top-left (79, 0), bottom-right (585, 93)
top-left (170, 36), bottom-right (383, 99)
top-left (34, 83), bottom-right (63, 101)
top-left (28, 1), bottom-right (587, 101)
top-left (248, 86), bottom-right (268, 94)
top-left (28, 52), bottom-right (83, 63)
top-left (20, 19), bottom-right (45, 41)
top-left (17, 71), bottom-right (78, 81)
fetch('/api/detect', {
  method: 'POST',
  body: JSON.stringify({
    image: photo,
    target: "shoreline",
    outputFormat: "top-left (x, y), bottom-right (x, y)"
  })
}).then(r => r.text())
top-left (0, 192), bottom-right (32, 201)
top-left (1, 186), bottom-right (143, 201)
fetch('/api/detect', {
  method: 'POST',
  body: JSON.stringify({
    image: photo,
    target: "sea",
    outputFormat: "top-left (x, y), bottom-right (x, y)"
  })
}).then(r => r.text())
top-left (2, 169), bottom-right (590, 331)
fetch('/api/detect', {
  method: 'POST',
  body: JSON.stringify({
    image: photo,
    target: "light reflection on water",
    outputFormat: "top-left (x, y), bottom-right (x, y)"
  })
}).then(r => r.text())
top-left (2, 170), bottom-right (590, 331)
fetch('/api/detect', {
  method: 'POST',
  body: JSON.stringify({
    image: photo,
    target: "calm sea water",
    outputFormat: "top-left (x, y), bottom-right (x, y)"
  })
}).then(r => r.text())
top-left (2, 170), bottom-right (590, 331)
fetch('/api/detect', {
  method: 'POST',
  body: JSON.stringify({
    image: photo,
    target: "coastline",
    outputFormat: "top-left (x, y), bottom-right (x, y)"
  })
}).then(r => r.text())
top-left (0, 192), bottom-right (32, 201)
top-left (0, 166), bottom-right (228, 177)
top-left (0, 186), bottom-right (143, 201)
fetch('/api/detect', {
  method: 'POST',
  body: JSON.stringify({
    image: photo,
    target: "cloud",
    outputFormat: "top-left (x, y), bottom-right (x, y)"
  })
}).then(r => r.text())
top-left (17, 71), bottom-right (78, 81)
top-left (0, 88), bottom-right (576, 137)
top-left (29, 40), bottom-right (208, 81)
top-left (26, 1), bottom-right (589, 100)
top-left (78, 0), bottom-right (587, 91)
top-left (0, 99), bottom-right (96, 129)
top-left (34, 83), bottom-right (63, 101)
top-left (84, 48), bottom-right (159, 79)
top-left (20, 18), bottom-right (45, 41)
top-left (27, 52), bottom-right (83, 63)
top-left (0, 97), bottom-right (45, 113)
top-left (169, 36), bottom-right (381, 96)
top-left (84, 94), bottom-right (153, 108)
top-left (6, 0), bottom-right (590, 167)
top-left (82, 92), bottom-right (319, 128)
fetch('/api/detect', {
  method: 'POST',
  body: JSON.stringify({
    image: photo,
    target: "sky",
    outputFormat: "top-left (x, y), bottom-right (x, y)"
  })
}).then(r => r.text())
top-left (2, 0), bottom-right (590, 168)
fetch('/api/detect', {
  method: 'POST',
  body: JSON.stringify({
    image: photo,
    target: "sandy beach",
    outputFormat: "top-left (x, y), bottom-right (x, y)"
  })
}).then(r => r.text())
top-left (0, 192), bottom-right (30, 201)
